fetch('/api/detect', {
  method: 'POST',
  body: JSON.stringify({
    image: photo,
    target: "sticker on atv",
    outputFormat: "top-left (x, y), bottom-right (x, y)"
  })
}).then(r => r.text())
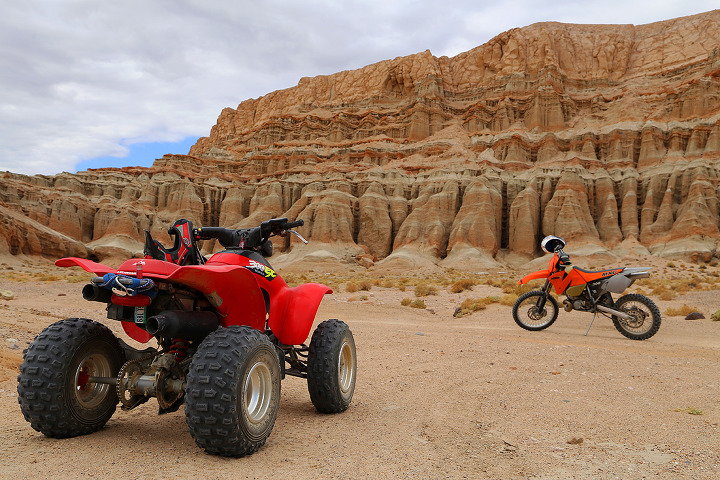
top-left (244, 259), bottom-right (277, 281)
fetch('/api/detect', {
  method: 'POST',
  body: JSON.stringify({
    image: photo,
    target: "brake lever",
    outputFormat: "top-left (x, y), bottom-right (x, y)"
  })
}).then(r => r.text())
top-left (287, 229), bottom-right (308, 244)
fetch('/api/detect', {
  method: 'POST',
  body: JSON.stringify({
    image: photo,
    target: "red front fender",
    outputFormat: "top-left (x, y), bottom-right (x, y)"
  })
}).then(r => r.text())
top-left (269, 283), bottom-right (332, 346)
top-left (518, 269), bottom-right (550, 285)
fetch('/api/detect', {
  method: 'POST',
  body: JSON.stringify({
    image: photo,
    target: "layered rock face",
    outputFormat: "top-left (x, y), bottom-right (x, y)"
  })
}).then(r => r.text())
top-left (3, 11), bottom-right (720, 268)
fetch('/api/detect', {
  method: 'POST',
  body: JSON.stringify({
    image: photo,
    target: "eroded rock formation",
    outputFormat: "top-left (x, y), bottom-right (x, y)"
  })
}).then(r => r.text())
top-left (3, 11), bottom-right (720, 268)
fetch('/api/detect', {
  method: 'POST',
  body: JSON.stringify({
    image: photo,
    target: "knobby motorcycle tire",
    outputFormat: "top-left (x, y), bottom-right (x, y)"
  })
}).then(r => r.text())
top-left (611, 293), bottom-right (662, 340)
top-left (512, 290), bottom-right (560, 331)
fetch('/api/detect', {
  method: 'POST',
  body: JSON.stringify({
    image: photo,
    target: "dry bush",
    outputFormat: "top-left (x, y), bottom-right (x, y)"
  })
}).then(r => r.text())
top-left (400, 298), bottom-right (411, 306)
top-left (665, 304), bottom-right (700, 317)
top-left (358, 279), bottom-right (373, 291)
top-left (658, 291), bottom-right (676, 301)
top-left (450, 278), bottom-right (476, 293)
top-left (346, 282), bottom-right (359, 293)
top-left (458, 296), bottom-right (500, 316)
top-left (499, 294), bottom-right (518, 306)
top-left (414, 284), bottom-right (437, 297)
top-left (410, 299), bottom-right (426, 309)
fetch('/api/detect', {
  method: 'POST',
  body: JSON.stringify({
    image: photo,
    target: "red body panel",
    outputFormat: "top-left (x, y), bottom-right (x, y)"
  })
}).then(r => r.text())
top-left (57, 252), bottom-right (330, 346)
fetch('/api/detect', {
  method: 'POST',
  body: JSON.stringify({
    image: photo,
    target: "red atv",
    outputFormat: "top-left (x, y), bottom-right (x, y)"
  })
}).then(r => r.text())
top-left (17, 217), bottom-right (356, 457)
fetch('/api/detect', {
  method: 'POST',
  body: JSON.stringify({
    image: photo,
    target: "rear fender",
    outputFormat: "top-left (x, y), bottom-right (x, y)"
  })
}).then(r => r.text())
top-left (518, 269), bottom-right (551, 285)
top-left (602, 267), bottom-right (652, 294)
top-left (55, 257), bottom-right (115, 275)
top-left (269, 283), bottom-right (332, 346)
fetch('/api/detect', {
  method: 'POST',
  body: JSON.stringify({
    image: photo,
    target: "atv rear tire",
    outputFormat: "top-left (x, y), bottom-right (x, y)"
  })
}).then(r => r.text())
top-left (17, 318), bottom-right (124, 438)
top-left (307, 319), bottom-right (356, 413)
top-left (185, 326), bottom-right (281, 457)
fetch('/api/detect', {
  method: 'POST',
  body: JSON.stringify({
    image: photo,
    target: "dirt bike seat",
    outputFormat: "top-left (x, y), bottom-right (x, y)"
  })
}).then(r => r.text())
top-left (573, 266), bottom-right (624, 275)
top-left (144, 219), bottom-right (204, 265)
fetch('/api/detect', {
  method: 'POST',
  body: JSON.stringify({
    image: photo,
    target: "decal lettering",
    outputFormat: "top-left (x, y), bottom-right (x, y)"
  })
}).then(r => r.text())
top-left (244, 259), bottom-right (277, 281)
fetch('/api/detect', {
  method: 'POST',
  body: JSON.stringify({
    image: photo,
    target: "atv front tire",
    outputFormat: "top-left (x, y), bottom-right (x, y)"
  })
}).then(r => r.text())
top-left (17, 318), bottom-right (125, 438)
top-left (307, 319), bottom-right (356, 413)
top-left (185, 326), bottom-right (281, 457)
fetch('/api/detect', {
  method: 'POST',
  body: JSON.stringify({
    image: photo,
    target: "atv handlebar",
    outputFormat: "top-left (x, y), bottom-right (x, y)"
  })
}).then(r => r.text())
top-left (193, 217), bottom-right (304, 249)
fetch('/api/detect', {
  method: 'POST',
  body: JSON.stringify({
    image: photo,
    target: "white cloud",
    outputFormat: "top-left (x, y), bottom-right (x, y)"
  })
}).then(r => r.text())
top-left (0, 0), bottom-right (716, 175)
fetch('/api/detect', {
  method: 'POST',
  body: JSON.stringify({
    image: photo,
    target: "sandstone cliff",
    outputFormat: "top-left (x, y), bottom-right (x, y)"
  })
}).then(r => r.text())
top-left (3, 11), bottom-right (720, 269)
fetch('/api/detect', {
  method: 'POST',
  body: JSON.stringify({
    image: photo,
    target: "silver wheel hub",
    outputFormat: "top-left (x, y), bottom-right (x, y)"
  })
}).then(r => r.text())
top-left (338, 341), bottom-right (355, 394)
top-left (244, 361), bottom-right (272, 424)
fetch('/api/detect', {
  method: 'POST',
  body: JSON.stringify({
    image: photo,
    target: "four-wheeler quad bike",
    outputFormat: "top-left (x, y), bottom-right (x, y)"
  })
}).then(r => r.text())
top-left (17, 217), bottom-right (357, 457)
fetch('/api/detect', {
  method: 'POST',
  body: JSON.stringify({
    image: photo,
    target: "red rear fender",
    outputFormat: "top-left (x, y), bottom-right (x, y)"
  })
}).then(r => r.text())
top-left (269, 283), bottom-right (332, 346)
top-left (56, 257), bottom-right (115, 275)
top-left (518, 269), bottom-right (550, 285)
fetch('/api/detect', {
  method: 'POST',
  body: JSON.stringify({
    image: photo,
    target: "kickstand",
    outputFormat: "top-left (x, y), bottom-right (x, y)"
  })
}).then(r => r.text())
top-left (585, 311), bottom-right (598, 336)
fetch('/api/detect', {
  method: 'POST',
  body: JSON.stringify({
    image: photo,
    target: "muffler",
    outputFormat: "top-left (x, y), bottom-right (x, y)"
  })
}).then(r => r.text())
top-left (145, 310), bottom-right (220, 340)
top-left (82, 284), bottom-right (112, 303)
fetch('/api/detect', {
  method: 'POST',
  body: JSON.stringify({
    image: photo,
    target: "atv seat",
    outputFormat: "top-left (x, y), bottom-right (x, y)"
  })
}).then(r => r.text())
top-left (144, 219), bottom-right (205, 265)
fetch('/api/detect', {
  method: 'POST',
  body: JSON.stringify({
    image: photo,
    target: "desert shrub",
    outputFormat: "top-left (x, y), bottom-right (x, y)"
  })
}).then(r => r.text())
top-left (458, 296), bottom-right (500, 316)
top-left (664, 304), bottom-right (700, 317)
top-left (499, 294), bottom-right (518, 306)
top-left (414, 284), bottom-right (437, 297)
top-left (711, 310), bottom-right (720, 322)
top-left (346, 282), bottom-right (359, 293)
top-left (358, 279), bottom-right (373, 291)
top-left (658, 291), bottom-right (676, 301)
top-left (410, 299), bottom-right (426, 309)
top-left (450, 278), bottom-right (476, 293)
top-left (401, 298), bottom-right (411, 306)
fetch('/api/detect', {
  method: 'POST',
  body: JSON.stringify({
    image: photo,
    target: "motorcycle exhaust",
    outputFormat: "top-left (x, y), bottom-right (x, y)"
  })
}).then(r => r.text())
top-left (596, 304), bottom-right (632, 320)
top-left (82, 284), bottom-right (112, 303)
top-left (145, 310), bottom-right (220, 340)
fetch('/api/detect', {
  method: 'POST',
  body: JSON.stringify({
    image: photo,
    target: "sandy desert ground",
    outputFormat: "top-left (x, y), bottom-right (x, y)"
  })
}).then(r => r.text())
top-left (0, 255), bottom-right (718, 480)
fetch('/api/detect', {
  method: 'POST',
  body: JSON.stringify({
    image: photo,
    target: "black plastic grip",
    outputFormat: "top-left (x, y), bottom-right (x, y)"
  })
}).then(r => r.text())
top-left (285, 219), bottom-right (304, 229)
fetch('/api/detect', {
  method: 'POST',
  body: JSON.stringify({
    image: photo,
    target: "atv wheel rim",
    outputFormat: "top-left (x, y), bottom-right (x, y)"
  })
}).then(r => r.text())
top-left (74, 353), bottom-right (113, 409)
top-left (338, 341), bottom-right (355, 394)
top-left (244, 361), bottom-right (272, 424)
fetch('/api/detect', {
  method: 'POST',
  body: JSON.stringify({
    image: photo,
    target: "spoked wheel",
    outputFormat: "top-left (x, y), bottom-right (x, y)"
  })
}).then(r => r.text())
top-left (512, 291), bottom-right (560, 331)
top-left (185, 326), bottom-right (281, 457)
top-left (307, 319), bottom-right (356, 413)
top-left (611, 293), bottom-right (661, 340)
top-left (17, 318), bottom-right (125, 438)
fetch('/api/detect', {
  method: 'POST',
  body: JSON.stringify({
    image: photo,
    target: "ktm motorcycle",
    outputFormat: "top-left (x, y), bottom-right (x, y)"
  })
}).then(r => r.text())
top-left (17, 217), bottom-right (356, 457)
top-left (513, 236), bottom-right (661, 340)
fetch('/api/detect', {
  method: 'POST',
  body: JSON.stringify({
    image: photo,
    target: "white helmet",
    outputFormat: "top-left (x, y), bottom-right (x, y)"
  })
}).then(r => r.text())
top-left (541, 235), bottom-right (566, 253)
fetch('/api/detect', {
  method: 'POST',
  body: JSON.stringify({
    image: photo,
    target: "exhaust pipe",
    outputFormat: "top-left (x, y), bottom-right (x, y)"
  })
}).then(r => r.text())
top-left (145, 310), bottom-right (220, 340)
top-left (596, 304), bottom-right (632, 320)
top-left (82, 284), bottom-right (112, 303)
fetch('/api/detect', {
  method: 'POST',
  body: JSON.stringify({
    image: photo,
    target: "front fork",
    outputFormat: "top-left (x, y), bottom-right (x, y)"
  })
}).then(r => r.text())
top-left (535, 279), bottom-right (551, 310)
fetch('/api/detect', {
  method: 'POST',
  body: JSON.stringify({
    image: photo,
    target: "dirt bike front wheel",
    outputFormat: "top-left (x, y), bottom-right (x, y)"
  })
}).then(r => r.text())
top-left (611, 293), bottom-right (661, 340)
top-left (512, 290), bottom-right (559, 331)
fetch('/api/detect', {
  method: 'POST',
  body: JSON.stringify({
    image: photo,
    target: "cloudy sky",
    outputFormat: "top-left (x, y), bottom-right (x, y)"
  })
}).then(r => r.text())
top-left (0, 1), bottom-right (716, 176)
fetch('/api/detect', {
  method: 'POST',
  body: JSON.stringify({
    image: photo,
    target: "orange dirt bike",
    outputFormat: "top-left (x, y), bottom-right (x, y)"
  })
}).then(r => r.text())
top-left (513, 236), bottom-right (661, 340)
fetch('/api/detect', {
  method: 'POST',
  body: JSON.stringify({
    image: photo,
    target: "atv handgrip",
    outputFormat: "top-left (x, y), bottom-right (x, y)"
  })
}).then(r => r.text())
top-left (193, 227), bottom-right (237, 247)
top-left (285, 219), bottom-right (304, 229)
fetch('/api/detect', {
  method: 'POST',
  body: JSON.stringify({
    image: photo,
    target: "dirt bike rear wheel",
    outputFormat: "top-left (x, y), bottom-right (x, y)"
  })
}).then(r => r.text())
top-left (307, 319), bottom-right (356, 413)
top-left (17, 318), bottom-right (124, 438)
top-left (512, 291), bottom-right (559, 331)
top-left (185, 326), bottom-right (281, 457)
top-left (611, 293), bottom-right (661, 340)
